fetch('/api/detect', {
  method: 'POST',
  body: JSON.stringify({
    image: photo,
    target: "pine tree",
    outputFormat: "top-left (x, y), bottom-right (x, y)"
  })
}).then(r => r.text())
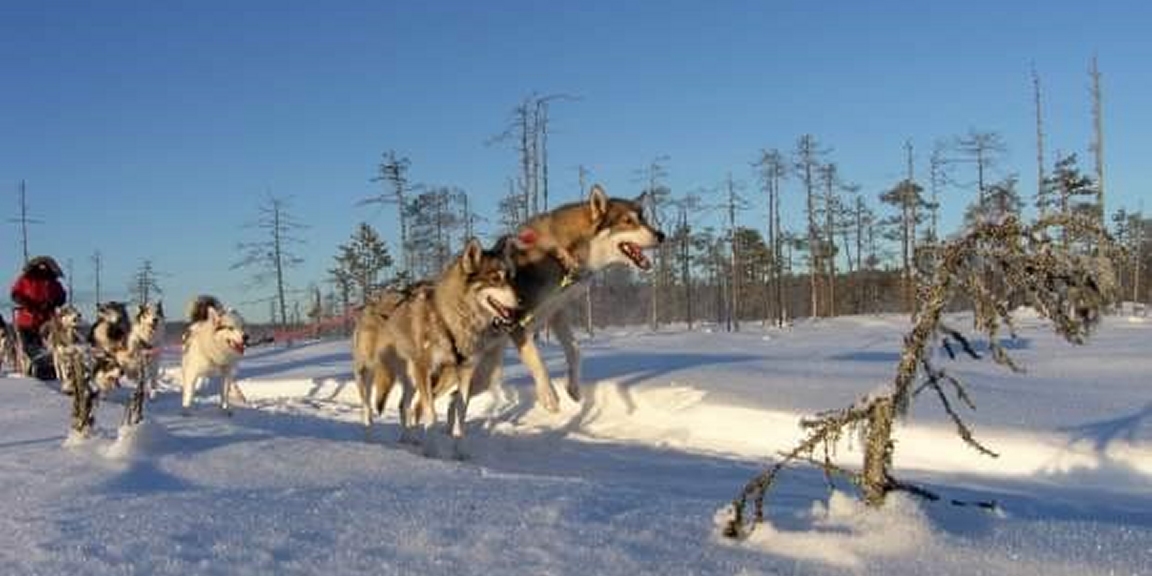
top-left (343, 222), bottom-right (393, 304)
top-left (1042, 153), bottom-right (1097, 248)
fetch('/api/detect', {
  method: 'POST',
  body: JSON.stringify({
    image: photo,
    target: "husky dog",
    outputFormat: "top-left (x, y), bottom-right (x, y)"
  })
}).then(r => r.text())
top-left (352, 239), bottom-right (518, 447)
top-left (41, 304), bottom-right (84, 392)
top-left (181, 296), bottom-right (247, 414)
top-left (0, 317), bottom-right (15, 374)
top-left (120, 302), bottom-right (165, 399)
top-left (88, 301), bottom-right (131, 361)
top-left (478, 184), bottom-right (665, 412)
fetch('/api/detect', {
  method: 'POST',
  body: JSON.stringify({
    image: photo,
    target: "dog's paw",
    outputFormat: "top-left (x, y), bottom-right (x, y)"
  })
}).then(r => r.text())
top-left (565, 383), bottom-right (582, 403)
top-left (537, 387), bottom-right (560, 413)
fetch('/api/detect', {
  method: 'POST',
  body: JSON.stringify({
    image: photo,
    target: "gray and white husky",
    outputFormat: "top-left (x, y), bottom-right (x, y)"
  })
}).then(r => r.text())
top-left (352, 239), bottom-right (518, 449)
top-left (181, 296), bottom-right (246, 414)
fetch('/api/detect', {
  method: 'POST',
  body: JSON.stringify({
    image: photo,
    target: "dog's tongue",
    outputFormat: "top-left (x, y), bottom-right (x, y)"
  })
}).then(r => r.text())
top-left (232, 342), bottom-right (245, 355)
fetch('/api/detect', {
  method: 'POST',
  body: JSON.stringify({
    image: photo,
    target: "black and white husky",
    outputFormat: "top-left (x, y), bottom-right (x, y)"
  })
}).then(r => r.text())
top-left (122, 302), bottom-right (166, 399)
top-left (181, 296), bottom-right (247, 414)
top-left (41, 304), bottom-right (84, 391)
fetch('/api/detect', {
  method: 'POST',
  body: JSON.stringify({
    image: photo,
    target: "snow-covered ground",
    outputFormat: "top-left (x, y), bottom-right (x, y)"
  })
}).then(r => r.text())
top-left (2, 314), bottom-right (1149, 575)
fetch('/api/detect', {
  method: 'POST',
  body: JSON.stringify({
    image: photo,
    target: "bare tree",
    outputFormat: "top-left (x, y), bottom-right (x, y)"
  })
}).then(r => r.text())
top-left (724, 213), bottom-right (1118, 538)
top-left (1089, 56), bottom-right (1106, 222)
top-left (1032, 63), bottom-right (1048, 217)
top-left (635, 155), bottom-right (672, 331)
top-left (720, 173), bottom-right (750, 331)
top-left (948, 129), bottom-right (1007, 212)
top-left (818, 163), bottom-right (843, 316)
top-left (755, 149), bottom-right (789, 327)
top-left (793, 135), bottom-right (828, 318)
top-left (365, 151), bottom-right (414, 276)
top-left (497, 177), bottom-right (528, 233)
top-left (233, 194), bottom-right (307, 327)
top-left (533, 94), bottom-right (578, 211)
top-left (927, 143), bottom-right (946, 244)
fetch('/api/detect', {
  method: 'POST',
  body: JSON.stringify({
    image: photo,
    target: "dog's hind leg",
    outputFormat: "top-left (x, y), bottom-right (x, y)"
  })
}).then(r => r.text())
top-left (511, 328), bottom-right (559, 413)
top-left (354, 363), bottom-right (375, 429)
top-left (396, 367), bottom-right (420, 445)
top-left (549, 313), bottom-right (582, 403)
top-left (373, 363), bottom-right (395, 417)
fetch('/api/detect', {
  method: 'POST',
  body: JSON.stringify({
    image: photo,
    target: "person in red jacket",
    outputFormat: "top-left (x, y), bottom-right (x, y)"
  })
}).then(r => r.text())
top-left (11, 256), bottom-right (66, 379)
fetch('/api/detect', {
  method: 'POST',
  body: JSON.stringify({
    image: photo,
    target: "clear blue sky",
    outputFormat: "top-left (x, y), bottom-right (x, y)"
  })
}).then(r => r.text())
top-left (2, 1), bottom-right (1148, 321)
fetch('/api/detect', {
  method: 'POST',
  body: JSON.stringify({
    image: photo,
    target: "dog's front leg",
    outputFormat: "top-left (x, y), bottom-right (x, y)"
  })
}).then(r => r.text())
top-left (220, 367), bottom-right (238, 416)
top-left (180, 363), bottom-right (196, 414)
top-left (549, 314), bottom-right (582, 403)
top-left (511, 328), bottom-right (559, 413)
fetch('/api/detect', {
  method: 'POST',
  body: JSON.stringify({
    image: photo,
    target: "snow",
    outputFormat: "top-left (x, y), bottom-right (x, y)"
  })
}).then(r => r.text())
top-left (1, 314), bottom-right (1150, 575)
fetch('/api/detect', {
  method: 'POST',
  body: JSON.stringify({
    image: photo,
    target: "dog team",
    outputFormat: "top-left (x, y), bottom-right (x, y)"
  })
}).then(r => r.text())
top-left (5, 184), bottom-right (664, 452)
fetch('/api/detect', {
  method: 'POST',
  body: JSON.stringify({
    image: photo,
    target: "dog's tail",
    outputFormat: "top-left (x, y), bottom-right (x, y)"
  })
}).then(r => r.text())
top-left (187, 295), bottom-right (225, 323)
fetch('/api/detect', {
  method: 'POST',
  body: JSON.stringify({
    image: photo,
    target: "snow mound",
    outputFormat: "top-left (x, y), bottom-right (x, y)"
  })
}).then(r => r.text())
top-left (719, 491), bottom-right (932, 569)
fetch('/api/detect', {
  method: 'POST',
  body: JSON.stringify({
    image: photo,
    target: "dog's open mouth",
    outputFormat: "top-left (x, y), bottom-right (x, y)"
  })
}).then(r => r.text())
top-left (230, 341), bottom-right (245, 355)
top-left (488, 296), bottom-right (517, 324)
top-left (619, 242), bottom-right (651, 270)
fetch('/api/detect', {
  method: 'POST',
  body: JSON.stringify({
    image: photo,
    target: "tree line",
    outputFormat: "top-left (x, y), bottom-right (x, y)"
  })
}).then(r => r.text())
top-left (224, 59), bottom-right (1150, 329)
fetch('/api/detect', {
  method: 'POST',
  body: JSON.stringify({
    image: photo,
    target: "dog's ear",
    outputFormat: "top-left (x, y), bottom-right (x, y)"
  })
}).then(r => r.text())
top-left (207, 305), bottom-right (222, 326)
top-left (588, 184), bottom-right (608, 222)
top-left (462, 238), bottom-right (483, 275)
top-left (156, 302), bottom-right (164, 317)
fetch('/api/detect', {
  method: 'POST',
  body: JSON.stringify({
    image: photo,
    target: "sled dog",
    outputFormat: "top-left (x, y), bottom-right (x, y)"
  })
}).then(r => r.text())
top-left (120, 302), bottom-right (165, 399)
top-left (41, 304), bottom-right (84, 392)
top-left (352, 239), bottom-right (518, 446)
top-left (477, 184), bottom-right (665, 412)
top-left (181, 296), bottom-right (246, 414)
top-left (88, 302), bottom-right (131, 361)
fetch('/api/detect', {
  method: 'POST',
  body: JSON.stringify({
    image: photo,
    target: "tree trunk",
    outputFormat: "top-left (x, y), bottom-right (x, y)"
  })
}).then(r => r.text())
top-left (862, 396), bottom-right (895, 507)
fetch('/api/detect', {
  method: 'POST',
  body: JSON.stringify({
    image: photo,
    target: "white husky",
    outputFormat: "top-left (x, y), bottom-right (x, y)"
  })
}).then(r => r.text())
top-left (181, 296), bottom-right (247, 415)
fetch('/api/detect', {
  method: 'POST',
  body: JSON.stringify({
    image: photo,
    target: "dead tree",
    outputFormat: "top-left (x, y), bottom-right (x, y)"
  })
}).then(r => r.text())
top-left (818, 163), bottom-right (841, 317)
top-left (794, 135), bottom-right (828, 318)
top-left (948, 129), bottom-right (1007, 213)
top-left (635, 156), bottom-right (671, 331)
top-left (723, 213), bottom-right (1117, 539)
top-left (365, 151), bottom-right (414, 276)
top-left (755, 149), bottom-right (789, 327)
top-left (232, 194), bottom-right (307, 327)
top-left (1032, 64), bottom-right (1047, 217)
top-left (1089, 56), bottom-right (1106, 222)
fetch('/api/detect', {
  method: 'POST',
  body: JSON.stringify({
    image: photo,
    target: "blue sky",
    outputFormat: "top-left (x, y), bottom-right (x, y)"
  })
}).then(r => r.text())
top-left (1, 1), bottom-right (1149, 321)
